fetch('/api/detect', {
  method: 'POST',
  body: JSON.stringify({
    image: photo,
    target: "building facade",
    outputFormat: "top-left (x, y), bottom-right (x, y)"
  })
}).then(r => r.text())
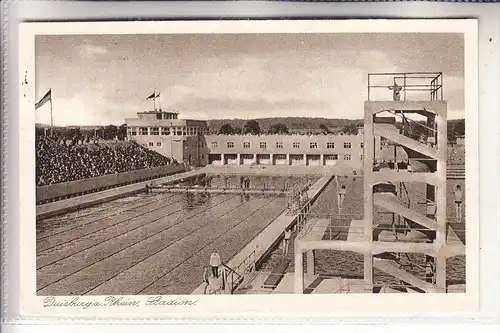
top-left (205, 134), bottom-right (365, 169)
top-left (125, 111), bottom-right (210, 166)
top-left (125, 111), bottom-right (381, 169)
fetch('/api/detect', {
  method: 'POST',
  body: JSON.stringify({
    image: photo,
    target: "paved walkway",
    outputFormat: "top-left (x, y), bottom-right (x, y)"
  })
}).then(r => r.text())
top-left (36, 169), bottom-right (205, 219)
top-left (302, 219), bottom-right (331, 241)
top-left (347, 219), bottom-right (364, 241)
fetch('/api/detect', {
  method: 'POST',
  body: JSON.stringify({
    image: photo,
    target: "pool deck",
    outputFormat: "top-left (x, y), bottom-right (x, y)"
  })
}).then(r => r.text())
top-left (36, 169), bottom-right (206, 220)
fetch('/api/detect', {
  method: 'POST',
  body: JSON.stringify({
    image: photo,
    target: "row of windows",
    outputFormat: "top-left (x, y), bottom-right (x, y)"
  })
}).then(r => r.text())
top-left (129, 127), bottom-right (209, 136)
top-left (213, 141), bottom-right (357, 149)
top-left (220, 153), bottom-right (353, 161)
top-left (144, 141), bottom-right (205, 148)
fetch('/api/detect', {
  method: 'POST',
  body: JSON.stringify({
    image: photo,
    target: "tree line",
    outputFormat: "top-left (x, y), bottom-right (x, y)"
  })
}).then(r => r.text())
top-left (217, 119), bottom-right (360, 135)
top-left (36, 124), bottom-right (128, 141)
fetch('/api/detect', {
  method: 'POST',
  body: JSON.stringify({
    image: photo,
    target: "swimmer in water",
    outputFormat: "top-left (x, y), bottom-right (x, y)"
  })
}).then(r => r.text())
top-left (338, 185), bottom-right (347, 213)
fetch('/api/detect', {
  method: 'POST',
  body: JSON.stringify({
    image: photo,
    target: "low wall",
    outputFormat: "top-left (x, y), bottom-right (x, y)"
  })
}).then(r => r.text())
top-left (36, 164), bottom-right (186, 204)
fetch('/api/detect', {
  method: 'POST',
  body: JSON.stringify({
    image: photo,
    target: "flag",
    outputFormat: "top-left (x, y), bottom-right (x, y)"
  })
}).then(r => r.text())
top-left (155, 93), bottom-right (160, 98)
top-left (146, 92), bottom-right (156, 100)
top-left (35, 89), bottom-right (51, 110)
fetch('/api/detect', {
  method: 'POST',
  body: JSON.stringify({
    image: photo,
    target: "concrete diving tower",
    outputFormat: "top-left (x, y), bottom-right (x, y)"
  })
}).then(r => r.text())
top-left (293, 72), bottom-right (465, 294)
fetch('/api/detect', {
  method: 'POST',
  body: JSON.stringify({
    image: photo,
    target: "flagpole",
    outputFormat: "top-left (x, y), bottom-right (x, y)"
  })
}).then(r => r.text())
top-left (158, 93), bottom-right (162, 111)
top-left (50, 95), bottom-right (54, 136)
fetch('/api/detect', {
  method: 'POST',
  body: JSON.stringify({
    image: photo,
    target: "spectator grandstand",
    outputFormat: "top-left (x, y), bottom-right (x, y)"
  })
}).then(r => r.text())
top-left (36, 137), bottom-right (176, 186)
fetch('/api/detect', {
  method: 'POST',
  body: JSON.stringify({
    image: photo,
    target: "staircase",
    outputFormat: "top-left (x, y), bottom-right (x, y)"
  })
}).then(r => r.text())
top-left (373, 259), bottom-right (436, 293)
top-left (374, 123), bottom-right (439, 159)
top-left (373, 192), bottom-right (437, 231)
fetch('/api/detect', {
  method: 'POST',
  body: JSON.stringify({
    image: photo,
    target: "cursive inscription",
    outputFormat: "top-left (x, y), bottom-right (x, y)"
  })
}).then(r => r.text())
top-left (145, 296), bottom-right (198, 306)
top-left (43, 296), bottom-right (198, 310)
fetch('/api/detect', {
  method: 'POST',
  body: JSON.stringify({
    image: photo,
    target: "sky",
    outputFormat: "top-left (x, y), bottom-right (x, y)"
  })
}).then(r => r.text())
top-left (35, 33), bottom-right (464, 126)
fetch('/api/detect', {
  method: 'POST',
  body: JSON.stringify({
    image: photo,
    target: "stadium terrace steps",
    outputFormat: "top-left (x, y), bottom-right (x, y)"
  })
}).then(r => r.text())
top-left (446, 165), bottom-right (465, 179)
top-left (374, 123), bottom-right (439, 159)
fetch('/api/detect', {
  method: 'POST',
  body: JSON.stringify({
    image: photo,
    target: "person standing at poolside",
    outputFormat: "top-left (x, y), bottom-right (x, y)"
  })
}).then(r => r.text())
top-left (210, 249), bottom-right (221, 278)
top-left (338, 185), bottom-right (348, 213)
top-left (454, 185), bottom-right (464, 222)
top-left (283, 228), bottom-right (292, 258)
top-left (425, 261), bottom-right (434, 283)
top-left (202, 266), bottom-right (210, 284)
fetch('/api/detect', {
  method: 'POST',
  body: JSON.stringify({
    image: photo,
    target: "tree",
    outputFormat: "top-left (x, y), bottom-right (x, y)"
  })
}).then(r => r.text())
top-left (319, 123), bottom-right (330, 134)
top-left (447, 121), bottom-right (457, 146)
top-left (268, 123), bottom-right (289, 135)
top-left (234, 127), bottom-right (242, 134)
top-left (219, 123), bottom-right (235, 135)
top-left (105, 125), bottom-right (119, 140)
top-left (243, 120), bottom-right (261, 135)
top-left (453, 119), bottom-right (465, 137)
top-left (342, 124), bottom-right (358, 135)
top-left (118, 124), bottom-right (127, 141)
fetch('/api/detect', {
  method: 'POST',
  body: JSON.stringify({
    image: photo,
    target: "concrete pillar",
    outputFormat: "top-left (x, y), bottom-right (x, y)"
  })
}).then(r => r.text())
top-left (294, 247), bottom-right (304, 294)
top-left (320, 154), bottom-right (324, 166)
top-left (435, 107), bottom-right (448, 294)
top-left (436, 107), bottom-right (447, 248)
top-left (435, 254), bottom-right (446, 293)
top-left (221, 153), bottom-right (225, 165)
top-left (253, 154), bottom-right (257, 164)
top-left (363, 253), bottom-right (373, 292)
top-left (306, 250), bottom-right (315, 279)
top-left (364, 104), bottom-right (375, 293)
top-left (269, 153), bottom-right (274, 166)
top-left (303, 153), bottom-right (307, 166)
top-left (286, 153), bottom-right (291, 166)
top-left (363, 106), bottom-right (374, 243)
top-left (237, 153), bottom-right (241, 165)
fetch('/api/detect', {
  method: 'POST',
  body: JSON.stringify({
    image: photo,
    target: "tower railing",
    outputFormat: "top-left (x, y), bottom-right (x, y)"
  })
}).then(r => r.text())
top-left (367, 72), bottom-right (443, 102)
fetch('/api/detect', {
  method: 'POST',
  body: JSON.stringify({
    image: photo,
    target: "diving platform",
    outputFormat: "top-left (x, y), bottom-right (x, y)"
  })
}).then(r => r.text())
top-left (292, 72), bottom-right (462, 294)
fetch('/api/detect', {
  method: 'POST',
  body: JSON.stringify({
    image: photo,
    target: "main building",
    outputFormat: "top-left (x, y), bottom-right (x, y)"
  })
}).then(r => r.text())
top-left (125, 110), bottom-right (380, 170)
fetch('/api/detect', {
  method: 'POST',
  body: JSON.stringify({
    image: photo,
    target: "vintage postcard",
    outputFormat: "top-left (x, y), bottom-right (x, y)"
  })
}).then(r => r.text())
top-left (18, 19), bottom-right (478, 317)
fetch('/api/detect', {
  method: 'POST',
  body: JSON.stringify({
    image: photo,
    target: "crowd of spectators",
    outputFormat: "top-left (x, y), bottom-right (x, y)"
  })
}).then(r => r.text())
top-left (36, 137), bottom-right (177, 186)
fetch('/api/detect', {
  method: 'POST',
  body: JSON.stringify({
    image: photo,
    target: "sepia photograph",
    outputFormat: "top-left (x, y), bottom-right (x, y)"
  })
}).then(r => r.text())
top-left (17, 20), bottom-right (479, 315)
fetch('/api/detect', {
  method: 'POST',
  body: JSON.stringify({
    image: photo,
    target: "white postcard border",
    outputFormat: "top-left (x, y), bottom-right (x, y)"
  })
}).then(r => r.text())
top-left (18, 19), bottom-right (479, 317)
